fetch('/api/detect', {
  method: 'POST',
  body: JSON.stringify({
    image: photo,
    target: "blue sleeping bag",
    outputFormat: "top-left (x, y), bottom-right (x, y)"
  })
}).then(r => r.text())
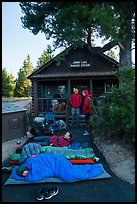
top-left (11, 153), bottom-right (103, 182)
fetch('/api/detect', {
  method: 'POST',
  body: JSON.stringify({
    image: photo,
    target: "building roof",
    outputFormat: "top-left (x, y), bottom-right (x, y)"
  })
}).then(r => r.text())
top-left (28, 42), bottom-right (119, 80)
top-left (2, 102), bottom-right (26, 114)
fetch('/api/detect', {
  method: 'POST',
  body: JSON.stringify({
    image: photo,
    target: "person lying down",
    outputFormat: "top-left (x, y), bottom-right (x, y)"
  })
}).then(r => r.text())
top-left (12, 153), bottom-right (103, 182)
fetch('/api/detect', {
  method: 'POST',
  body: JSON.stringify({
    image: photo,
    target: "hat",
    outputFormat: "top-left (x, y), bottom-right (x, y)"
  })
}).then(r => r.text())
top-left (16, 166), bottom-right (28, 177)
top-left (82, 90), bottom-right (89, 96)
top-left (73, 88), bottom-right (78, 94)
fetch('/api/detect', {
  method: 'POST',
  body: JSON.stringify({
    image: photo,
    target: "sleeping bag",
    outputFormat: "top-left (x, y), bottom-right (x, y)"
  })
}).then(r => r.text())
top-left (19, 143), bottom-right (42, 164)
top-left (11, 153), bottom-right (103, 182)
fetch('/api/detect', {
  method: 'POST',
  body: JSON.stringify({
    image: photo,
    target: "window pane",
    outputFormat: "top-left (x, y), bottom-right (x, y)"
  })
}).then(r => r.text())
top-left (45, 84), bottom-right (66, 98)
top-left (58, 85), bottom-right (65, 97)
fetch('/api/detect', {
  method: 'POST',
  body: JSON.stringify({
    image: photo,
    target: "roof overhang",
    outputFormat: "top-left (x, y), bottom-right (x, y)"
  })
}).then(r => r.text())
top-left (30, 71), bottom-right (117, 79)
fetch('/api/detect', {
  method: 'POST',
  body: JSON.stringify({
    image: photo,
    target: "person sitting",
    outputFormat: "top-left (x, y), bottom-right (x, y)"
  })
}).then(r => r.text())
top-left (33, 131), bottom-right (73, 147)
top-left (53, 102), bottom-right (66, 112)
top-left (11, 153), bottom-right (103, 183)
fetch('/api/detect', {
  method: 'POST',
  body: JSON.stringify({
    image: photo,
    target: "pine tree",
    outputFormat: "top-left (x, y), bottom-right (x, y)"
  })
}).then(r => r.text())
top-left (2, 67), bottom-right (10, 97)
top-left (8, 73), bottom-right (15, 97)
top-left (36, 45), bottom-right (54, 70)
top-left (105, 49), bottom-right (118, 61)
top-left (20, 2), bottom-right (135, 67)
top-left (14, 55), bottom-right (33, 97)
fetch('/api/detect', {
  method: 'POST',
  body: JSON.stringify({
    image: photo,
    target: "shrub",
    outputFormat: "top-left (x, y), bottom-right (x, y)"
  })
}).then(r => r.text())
top-left (90, 67), bottom-right (135, 143)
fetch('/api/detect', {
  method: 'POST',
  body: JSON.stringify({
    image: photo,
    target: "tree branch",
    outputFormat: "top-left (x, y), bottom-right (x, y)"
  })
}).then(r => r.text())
top-left (92, 41), bottom-right (118, 54)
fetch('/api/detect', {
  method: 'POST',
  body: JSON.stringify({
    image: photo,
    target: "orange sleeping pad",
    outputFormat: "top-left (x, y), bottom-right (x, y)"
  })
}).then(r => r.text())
top-left (68, 158), bottom-right (95, 164)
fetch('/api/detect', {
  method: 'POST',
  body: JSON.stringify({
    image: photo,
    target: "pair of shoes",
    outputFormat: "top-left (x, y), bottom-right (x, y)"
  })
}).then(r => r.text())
top-left (36, 187), bottom-right (59, 200)
top-left (83, 131), bottom-right (90, 136)
top-left (2, 167), bottom-right (12, 173)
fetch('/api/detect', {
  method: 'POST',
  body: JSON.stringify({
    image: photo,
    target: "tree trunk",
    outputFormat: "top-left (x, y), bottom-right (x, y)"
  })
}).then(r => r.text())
top-left (119, 38), bottom-right (132, 69)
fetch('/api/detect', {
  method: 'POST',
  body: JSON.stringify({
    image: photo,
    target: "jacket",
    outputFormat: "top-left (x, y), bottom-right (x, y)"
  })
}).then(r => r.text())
top-left (70, 93), bottom-right (82, 109)
top-left (49, 135), bottom-right (73, 147)
top-left (83, 90), bottom-right (91, 114)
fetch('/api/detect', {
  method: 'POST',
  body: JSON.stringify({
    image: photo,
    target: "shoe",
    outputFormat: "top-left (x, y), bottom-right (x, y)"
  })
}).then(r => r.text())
top-left (94, 157), bottom-right (100, 162)
top-left (36, 188), bottom-right (45, 201)
top-left (83, 131), bottom-right (90, 136)
top-left (45, 187), bottom-right (59, 200)
top-left (2, 167), bottom-right (12, 173)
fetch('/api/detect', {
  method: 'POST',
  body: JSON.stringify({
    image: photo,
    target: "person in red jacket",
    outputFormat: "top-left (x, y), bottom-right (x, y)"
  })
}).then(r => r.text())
top-left (32, 131), bottom-right (73, 147)
top-left (70, 88), bottom-right (82, 125)
top-left (82, 90), bottom-right (92, 136)
top-left (49, 131), bottom-right (73, 147)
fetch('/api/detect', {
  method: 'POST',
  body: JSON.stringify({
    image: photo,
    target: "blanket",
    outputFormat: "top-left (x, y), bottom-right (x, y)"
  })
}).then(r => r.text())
top-left (11, 153), bottom-right (103, 182)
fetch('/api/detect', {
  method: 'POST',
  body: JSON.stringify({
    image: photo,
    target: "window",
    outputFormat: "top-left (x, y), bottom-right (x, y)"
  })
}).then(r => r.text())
top-left (57, 85), bottom-right (65, 97)
top-left (45, 84), bottom-right (66, 98)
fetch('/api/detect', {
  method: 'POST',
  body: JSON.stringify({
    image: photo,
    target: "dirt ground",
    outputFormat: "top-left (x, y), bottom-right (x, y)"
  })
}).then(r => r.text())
top-left (92, 131), bottom-right (135, 186)
top-left (2, 132), bottom-right (135, 187)
top-left (2, 136), bottom-right (28, 163)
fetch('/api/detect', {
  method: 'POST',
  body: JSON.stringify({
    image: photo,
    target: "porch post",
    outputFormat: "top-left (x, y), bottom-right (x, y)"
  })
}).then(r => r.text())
top-left (89, 78), bottom-right (93, 94)
top-left (41, 83), bottom-right (44, 113)
top-left (66, 79), bottom-right (71, 128)
top-left (33, 79), bottom-right (38, 116)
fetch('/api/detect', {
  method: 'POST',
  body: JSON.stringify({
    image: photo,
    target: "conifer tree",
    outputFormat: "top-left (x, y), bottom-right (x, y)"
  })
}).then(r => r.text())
top-left (2, 67), bottom-right (10, 97)
top-left (14, 55), bottom-right (33, 97)
top-left (8, 73), bottom-right (15, 97)
top-left (20, 2), bottom-right (135, 67)
top-left (36, 45), bottom-right (54, 70)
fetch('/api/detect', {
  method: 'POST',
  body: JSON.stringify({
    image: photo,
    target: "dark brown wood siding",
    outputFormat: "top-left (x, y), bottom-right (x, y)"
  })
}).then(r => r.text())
top-left (29, 44), bottom-right (118, 79)
top-left (28, 43), bottom-right (119, 120)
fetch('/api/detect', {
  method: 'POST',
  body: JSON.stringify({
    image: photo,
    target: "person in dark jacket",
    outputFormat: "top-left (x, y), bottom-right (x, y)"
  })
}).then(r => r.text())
top-left (82, 90), bottom-right (92, 135)
top-left (70, 88), bottom-right (82, 125)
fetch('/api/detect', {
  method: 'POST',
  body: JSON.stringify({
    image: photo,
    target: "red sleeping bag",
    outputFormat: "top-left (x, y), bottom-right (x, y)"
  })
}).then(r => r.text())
top-left (68, 158), bottom-right (95, 164)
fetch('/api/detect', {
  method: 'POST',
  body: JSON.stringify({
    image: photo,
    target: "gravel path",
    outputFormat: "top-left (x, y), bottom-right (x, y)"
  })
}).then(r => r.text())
top-left (93, 133), bottom-right (135, 186)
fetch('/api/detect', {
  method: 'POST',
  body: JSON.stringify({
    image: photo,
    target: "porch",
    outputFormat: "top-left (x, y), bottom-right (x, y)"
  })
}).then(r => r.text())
top-left (32, 97), bottom-right (86, 128)
top-left (30, 77), bottom-right (118, 128)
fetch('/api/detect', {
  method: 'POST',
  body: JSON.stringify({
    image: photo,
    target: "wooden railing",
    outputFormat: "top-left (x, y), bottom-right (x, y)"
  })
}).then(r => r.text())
top-left (37, 98), bottom-right (70, 127)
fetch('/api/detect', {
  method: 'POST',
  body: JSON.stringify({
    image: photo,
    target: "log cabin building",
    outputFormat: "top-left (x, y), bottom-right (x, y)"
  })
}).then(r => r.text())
top-left (28, 42), bottom-right (119, 128)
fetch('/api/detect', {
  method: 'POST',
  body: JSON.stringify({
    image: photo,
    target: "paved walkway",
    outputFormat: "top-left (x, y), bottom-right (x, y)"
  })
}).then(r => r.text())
top-left (2, 127), bottom-right (135, 202)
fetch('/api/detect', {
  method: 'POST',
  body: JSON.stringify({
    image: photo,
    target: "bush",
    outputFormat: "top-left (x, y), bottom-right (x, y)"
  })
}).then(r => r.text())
top-left (90, 67), bottom-right (135, 143)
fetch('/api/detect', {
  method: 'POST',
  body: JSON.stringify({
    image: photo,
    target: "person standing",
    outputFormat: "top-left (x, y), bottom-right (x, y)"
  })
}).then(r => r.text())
top-left (82, 90), bottom-right (92, 135)
top-left (70, 88), bottom-right (82, 125)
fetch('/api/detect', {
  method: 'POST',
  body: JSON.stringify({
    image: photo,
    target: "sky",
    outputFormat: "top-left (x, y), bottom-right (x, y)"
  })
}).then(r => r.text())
top-left (2, 2), bottom-right (60, 79)
top-left (2, 2), bottom-right (134, 80)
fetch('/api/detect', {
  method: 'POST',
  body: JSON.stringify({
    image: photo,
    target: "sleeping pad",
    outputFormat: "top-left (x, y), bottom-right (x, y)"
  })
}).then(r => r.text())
top-left (11, 153), bottom-right (103, 182)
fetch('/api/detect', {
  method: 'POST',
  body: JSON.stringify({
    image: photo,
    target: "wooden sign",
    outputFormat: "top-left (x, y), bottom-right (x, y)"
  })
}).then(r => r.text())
top-left (70, 60), bottom-right (90, 68)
